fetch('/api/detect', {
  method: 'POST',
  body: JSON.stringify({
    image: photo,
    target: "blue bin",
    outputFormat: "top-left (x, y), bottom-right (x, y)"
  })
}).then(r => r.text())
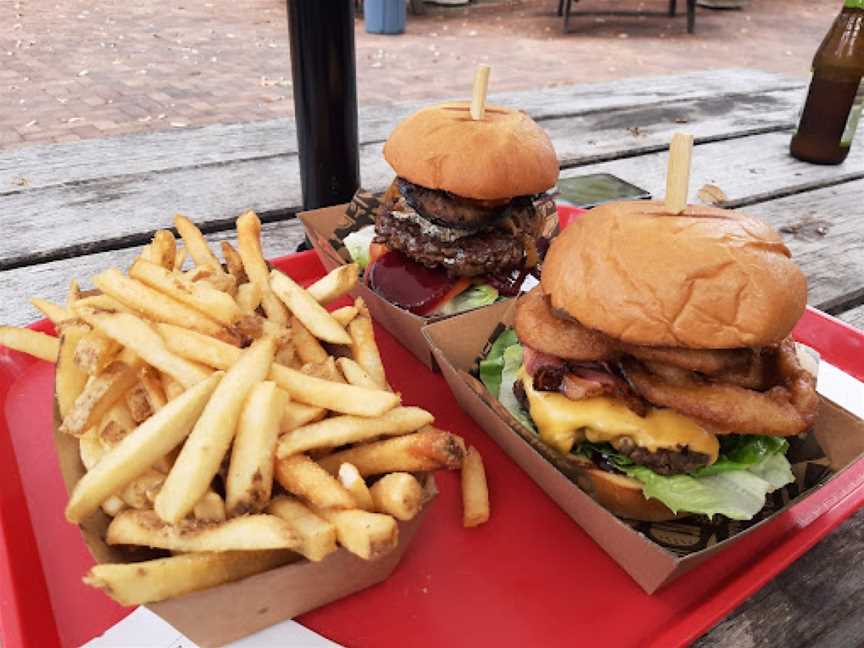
top-left (365, 0), bottom-right (406, 34)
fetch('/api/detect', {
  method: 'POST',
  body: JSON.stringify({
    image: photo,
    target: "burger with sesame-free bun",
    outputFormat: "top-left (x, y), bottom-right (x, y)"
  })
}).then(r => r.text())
top-left (480, 200), bottom-right (819, 522)
top-left (343, 102), bottom-right (559, 318)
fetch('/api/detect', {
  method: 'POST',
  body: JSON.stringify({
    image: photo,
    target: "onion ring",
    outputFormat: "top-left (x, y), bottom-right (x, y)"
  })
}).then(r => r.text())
top-left (621, 338), bottom-right (817, 437)
top-left (515, 287), bottom-right (618, 361)
top-left (619, 343), bottom-right (751, 375)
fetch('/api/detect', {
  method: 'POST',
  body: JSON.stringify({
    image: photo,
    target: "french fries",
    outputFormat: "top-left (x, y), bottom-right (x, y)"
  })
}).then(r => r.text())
top-left (74, 329), bottom-right (122, 376)
top-left (129, 259), bottom-right (241, 326)
top-left (65, 373), bottom-right (221, 522)
top-left (221, 241), bottom-right (248, 284)
top-left (155, 338), bottom-right (275, 522)
top-left (318, 428), bottom-right (467, 476)
top-left (55, 323), bottom-right (90, 419)
top-left (225, 381), bottom-right (287, 516)
top-left (124, 382), bottom-right (153, 423)
top-left (138, 365), bottom-right (167, 412)
top-left (307, 264), bottom-right (359, 305)
top-left (175, 214), bottom-right (223, 273)
top-left (290, 316), bottom-right (328, 364)
top-left (348, 302), bottom-right (388, 389)
top-left (277, 406), bottom-right (434, 458)
top-left (331, 305), bottom-right (358, 327)
top-left (93, 268), bottom-right (236, 343)
top-left (59, 361), bottom-right (140, 436)
top-left (11, 209), bottom-right (479, 606)
top-left (267, 497), bottom-right (337, 561)
top-left (280, 400), bottom-right (326, 433)
top-left (370, 473), bottom-right (424, 521)
top-left (235, 281), bottom-right (262, 313)
top-left (156, 322), bottom-right (241, 369)
top-left (72, 294), bottom-right (133, 316)
top-left (149, 230), bottom-right (177, 270)
top-left (118, 469), bottom-right (165, 509)
top-left (0, 326), bottom-right (60, 362)
top-left (31, 298), bottom-right (72, 325)
top-left (269, 364), bottom-right (399, 416)
top-left (462, 446), bottom-right (490, 527)
top-left (193, 490), bottom-right (227, 522)
top-left (236, 210), bottom-right (289, 324)
top-left (82, 311), bottom-right (211, 388)
top-left (316, 509), bottom-right (398, 560)
top-left (84, 550), bottom-right (294, 606)
top-left (271, 270), bottom-right (351, 345)
top-left (98, 401), bottom-right (136, 446)
top-left (107, 510), bottom-right (301, 551)
top-left (336, 357), bottom-right (380, 389)
top-left (274, 455), bottom-right (356, 510)
top-left (338, 463), bottom-right (373, 511)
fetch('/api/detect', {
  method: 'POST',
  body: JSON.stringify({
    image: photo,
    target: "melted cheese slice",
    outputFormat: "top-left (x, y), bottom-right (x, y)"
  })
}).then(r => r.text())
top-left (519, 368), bottom-right (719, 462)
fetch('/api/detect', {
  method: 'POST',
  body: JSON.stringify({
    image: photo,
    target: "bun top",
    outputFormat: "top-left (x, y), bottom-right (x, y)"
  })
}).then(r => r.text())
top-left (541, 200), bottom-right (807, 349)
top-left (383, 102), bottom-right (559, 200)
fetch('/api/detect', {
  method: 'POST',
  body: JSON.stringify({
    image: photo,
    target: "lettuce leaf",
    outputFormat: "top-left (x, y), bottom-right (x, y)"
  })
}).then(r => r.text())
top-left (693, 436), bottom-right (789, 477)
top-left (623, 452), bottom-right (794, 520)
top-left (342, 225), bottom-right (376, 270)
top-left (478, 328), bottom-right (520, 398)
top-left (435, 283), bottom-right (499, 317)
top-left (499, 344), bottom-right (536, 431)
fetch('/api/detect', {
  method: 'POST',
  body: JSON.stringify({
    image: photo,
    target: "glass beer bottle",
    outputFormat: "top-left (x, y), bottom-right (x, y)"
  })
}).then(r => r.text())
top-left (790, 0), bottom-right (864, 164)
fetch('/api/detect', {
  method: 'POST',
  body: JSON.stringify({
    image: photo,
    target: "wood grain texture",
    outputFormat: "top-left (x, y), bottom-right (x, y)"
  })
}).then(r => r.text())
top-left (560, 130), bottom-right (864, 207)
top-left (696, 510), bottom-right (864, 648)
top-left (0, 68), bottom-right (799, 192)
top-left (0, 74), bottom-right (807, 268)
top-left (0, 220), bottom-right (306, 327)
top-left (839, 305), bottom-right (864, 331)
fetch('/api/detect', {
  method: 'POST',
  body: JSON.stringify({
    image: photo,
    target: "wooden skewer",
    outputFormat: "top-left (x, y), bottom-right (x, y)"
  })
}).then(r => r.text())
top-left (470, 64), bottom-right (491, 121)
top-left (665, 132), bottom-right (694, 214)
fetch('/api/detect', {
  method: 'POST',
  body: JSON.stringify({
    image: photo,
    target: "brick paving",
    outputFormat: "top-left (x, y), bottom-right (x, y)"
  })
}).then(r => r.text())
top-left (0, 0), bottom-right (837, 151)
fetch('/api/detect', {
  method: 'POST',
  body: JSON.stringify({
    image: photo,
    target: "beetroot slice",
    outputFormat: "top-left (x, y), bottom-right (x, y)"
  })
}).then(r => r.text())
top-left (368, 251), bottom-right (454, 315)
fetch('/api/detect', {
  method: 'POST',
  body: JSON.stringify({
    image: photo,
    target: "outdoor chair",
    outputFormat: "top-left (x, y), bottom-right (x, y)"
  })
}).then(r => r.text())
top-left (557, 0), bottom-right (697, 34)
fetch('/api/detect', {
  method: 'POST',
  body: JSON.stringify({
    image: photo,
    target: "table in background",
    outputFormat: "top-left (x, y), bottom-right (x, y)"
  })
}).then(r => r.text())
top-left (1, 69), bottom-right (862, 647)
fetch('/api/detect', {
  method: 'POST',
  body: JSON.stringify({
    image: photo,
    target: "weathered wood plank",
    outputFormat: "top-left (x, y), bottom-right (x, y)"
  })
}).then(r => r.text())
top-left (0, 69), bottom-right (800, 193)
top-left (559, 131), bottom-right (864, 208)
top-left (839, 305), bottom-right (864, 331)
top-left (4, 174), bottom-right (863, 327)
top-left (0, 220), bottom-right (306, 327)
top-left (0, 88), bottom-right (810, 269)
top-left (696, 510), bottom-right (864, 648)
top-left (748, 181), bottom-right (864, 314)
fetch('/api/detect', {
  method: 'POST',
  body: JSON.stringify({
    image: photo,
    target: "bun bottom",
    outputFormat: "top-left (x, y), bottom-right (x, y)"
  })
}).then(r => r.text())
top-left (570, 457), bottom-right (679, 522)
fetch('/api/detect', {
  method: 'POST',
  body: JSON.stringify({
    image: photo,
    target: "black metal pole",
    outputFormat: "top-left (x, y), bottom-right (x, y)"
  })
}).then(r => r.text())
top-left (287, 1), bottom-right (360, 210)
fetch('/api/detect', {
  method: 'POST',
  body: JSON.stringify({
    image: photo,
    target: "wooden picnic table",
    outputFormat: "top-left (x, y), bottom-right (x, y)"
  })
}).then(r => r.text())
top-left (1, 68), bottom-right (862, 646)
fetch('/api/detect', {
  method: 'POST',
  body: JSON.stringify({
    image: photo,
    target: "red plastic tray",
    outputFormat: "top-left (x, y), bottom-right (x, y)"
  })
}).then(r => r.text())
top-left (1, 250), bottom-right (863, 648)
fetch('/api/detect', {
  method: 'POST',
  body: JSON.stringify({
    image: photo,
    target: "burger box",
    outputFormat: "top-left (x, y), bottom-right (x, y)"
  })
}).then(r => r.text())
top-left (52, 400), bottom-right (438, 648)
top-left (421, 298), bottom-right (864, 594)
top-left (299, 190), bottom-right (558, 371)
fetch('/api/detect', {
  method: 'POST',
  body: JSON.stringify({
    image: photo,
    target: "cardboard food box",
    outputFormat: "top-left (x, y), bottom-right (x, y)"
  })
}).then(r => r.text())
top-left (422, 299), bottom-right (864, 594)
top-left (300, 191), bottom-right (557, 370)
top-left (53, 412), bottom-right (436, 647)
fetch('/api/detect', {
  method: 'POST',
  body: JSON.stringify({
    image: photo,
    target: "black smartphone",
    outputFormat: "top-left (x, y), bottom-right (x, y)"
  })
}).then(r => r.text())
top-left (557, 173), bottom-right (651, 209)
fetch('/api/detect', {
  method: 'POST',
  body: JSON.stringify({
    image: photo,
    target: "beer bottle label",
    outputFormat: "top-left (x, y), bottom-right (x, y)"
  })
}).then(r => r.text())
top-left (841, 78), bottom-right (864, 146)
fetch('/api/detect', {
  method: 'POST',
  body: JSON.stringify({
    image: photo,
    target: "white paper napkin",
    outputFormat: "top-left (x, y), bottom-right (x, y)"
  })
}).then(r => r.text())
top-left (83, 607), bottom-right (342, 648)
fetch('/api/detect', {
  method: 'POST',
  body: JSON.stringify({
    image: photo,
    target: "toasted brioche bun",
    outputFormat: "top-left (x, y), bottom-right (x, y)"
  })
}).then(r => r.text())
top-left (383, 102), bottom-right (559, 201)
top-left (570, 456), bottom-right (678, 522)
top-left (541, 200), bottom-right (807, 349)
